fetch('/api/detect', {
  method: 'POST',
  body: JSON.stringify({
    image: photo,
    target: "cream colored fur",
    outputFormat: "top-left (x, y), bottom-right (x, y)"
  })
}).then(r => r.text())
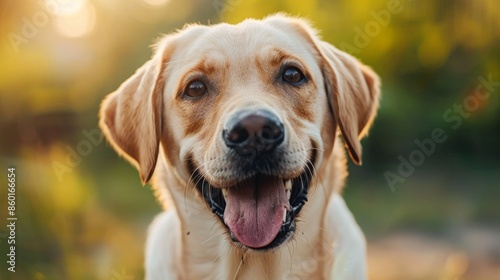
top-left (99, 14), bottom-right (380, 280)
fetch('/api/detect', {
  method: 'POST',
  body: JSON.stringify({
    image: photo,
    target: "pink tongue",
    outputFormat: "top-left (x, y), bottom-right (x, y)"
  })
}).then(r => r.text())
top-left (223, 176), bottom-right (289, 248)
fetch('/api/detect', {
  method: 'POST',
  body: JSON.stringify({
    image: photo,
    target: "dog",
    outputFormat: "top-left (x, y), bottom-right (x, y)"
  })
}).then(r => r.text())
top-left (99, 14), bottom-right (380, 280)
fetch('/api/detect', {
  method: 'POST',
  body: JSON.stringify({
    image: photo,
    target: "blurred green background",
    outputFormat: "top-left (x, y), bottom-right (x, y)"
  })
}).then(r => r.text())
top-left (0, 0), bottom-right (499, 279)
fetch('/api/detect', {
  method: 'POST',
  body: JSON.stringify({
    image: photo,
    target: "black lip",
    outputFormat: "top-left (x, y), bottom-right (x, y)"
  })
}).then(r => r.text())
top-left (192, 151), bottom-right (316, 251)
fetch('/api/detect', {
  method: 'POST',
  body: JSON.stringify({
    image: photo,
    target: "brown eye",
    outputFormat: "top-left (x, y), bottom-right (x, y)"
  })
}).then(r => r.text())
top-left (282, 67), bottom-right (305, 85)
top-left (185, 81), bottom-right (207, 98)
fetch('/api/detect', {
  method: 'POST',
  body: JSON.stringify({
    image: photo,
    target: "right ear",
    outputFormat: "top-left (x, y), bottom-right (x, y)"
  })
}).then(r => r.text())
top-left (99, 52), bottom-right (166, 184)
top-left (264, 14), bottom-right (380, 165)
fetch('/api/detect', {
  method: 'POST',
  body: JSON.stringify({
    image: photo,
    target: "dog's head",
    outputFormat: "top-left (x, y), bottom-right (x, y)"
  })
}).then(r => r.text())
top-left (99, 14), bottom-right (380, 250)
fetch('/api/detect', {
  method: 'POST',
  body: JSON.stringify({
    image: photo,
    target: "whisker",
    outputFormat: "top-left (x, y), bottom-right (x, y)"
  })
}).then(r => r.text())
top-left (295, 230), bottom-right (314, 249)
top-left (285, 242), bottom-right (294, 272)
top-left (183, 157), bottom-right (220, 216)
top-left (232, 250), bottom-right (247, 280)
top-left (296, 217), bottom-right (328, 235)
top-left (209, 245), bottom-right (229, 265)
top-left (200, 230), bottom-right (220, 245)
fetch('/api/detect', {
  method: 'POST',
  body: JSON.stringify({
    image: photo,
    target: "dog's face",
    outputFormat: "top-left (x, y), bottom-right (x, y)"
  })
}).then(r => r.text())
top-left (100, 15), bottom-right (379, 250)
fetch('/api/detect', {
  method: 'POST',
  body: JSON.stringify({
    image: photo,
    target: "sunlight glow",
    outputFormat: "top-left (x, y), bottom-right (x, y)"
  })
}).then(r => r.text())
top-left (142, 0), bottom-right (171, 7)
top-left (53, 1), bottom-right (96, 38)
top-left (47, 0), bottom-right (86, 16)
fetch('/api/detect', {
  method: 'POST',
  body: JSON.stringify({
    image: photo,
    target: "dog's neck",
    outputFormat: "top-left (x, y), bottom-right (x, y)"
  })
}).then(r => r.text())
top-left (152, 144), bottom-right (346, 279)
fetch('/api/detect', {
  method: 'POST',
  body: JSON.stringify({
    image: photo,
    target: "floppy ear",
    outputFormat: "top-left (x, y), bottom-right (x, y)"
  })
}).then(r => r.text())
top-left (318, 42), bottom-right (380, 165)
top-left (99, 53), bottom-right (166, 184)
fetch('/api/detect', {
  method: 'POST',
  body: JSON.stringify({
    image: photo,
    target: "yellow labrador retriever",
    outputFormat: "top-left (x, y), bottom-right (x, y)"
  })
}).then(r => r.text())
top-left (99, 14), bottom-right (380, 280)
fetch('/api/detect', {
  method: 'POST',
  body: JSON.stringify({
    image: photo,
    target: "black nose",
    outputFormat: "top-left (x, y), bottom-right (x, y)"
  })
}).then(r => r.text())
top-left (223, 110), bottom-right (284, 154)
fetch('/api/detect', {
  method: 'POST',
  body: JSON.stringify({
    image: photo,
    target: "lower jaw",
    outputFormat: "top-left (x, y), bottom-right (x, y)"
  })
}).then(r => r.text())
top-left (194, 152), bottom-right (316, 250)
top-left (218, 174), bottom-right (311, 250)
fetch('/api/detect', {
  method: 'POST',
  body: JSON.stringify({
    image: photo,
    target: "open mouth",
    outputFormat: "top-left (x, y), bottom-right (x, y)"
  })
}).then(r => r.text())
top-left (192, 152), bottom-right (315, 251)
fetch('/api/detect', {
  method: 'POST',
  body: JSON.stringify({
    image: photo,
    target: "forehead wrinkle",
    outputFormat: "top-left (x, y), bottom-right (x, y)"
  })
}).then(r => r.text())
top-left (167, 48), bottom-right (227, 89)
top-left (261, 47), bottom-right (305, 68)
top-left (189, 55), bottom-right (221, 76)
top-left (266, 48), bottom-right (288, 67)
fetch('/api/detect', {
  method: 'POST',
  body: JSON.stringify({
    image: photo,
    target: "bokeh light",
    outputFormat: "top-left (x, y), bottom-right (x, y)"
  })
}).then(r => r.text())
top-left (142, 0), bottom-right (171, 7)
top-left (52, 0), bottom-right (96, 38)
top-left (49, 0), bottom-right (87, 16)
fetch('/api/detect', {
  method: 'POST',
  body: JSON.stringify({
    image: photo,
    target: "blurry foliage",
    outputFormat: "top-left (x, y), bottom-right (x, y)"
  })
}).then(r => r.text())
top-left (0, 0), bottom-right (499, 279)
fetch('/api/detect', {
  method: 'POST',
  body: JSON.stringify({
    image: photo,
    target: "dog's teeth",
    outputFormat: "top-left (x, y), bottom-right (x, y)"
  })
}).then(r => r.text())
top-left (285, 180), bottom-right (292, 190)
top-left (282, 209), bottom-right (287, 222)
top-left (286, 189), bottom-right (291, 200)
top-left (222, 188), bottom-right (227, 198)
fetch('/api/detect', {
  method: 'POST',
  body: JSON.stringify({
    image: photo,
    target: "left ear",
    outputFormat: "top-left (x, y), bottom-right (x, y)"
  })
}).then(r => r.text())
top-left (318, 42), bottom-right (380, 165)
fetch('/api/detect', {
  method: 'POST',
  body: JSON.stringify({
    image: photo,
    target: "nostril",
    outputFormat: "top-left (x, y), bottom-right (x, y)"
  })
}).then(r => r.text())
top-left (261, 128), bottom-right (272, 140)
top-left (260, 126), bottom-right (282, 141)
top-left (226, 126), bottom-right (249, 144)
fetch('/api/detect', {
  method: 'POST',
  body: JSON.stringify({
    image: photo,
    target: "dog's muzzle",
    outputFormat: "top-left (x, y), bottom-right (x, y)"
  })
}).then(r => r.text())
top-left (192, 109), bottom-right (315, 250)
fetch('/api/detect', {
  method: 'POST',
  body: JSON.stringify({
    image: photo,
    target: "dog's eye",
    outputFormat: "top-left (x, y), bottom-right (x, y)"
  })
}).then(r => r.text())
top-left (185, 81), bottom-right (208, 98)
top-left (282, 67), bottom-right (305, 85)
